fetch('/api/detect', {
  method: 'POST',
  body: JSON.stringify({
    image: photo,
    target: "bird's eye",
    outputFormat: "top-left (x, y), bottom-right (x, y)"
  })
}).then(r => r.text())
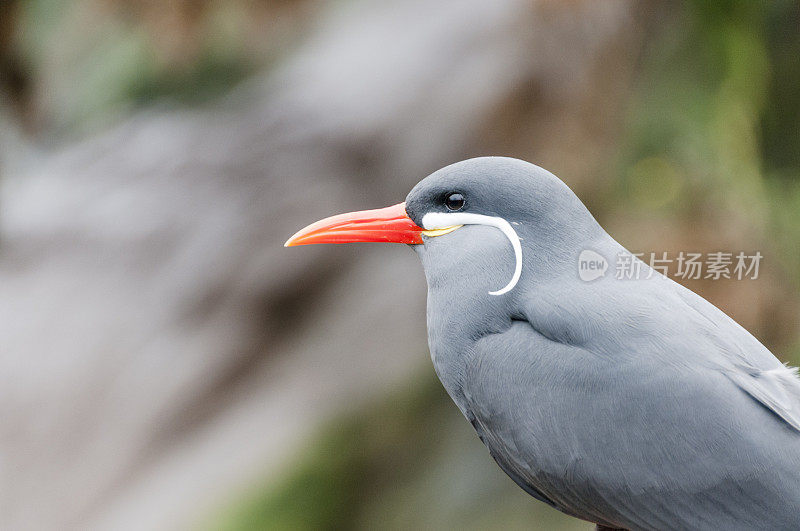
top-left (444, 193), bottom-right (465, 211)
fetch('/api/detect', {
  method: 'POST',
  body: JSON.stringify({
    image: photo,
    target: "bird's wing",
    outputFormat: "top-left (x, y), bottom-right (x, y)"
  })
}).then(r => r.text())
top-left (724, 362), bottom-right (800, 432)
top-left (462, 311), bottom-right (800, 529)
top-left (673, 281), bottom-right (800, 432)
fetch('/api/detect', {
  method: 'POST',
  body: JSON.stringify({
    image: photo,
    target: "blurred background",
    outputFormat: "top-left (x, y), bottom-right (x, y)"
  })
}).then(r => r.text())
top-left (1, 0), bottom-right (799, 529)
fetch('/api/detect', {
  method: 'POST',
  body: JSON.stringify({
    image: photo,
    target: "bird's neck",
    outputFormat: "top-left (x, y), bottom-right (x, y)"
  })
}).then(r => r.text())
top-left (421, 231), bottom-right (619, 409)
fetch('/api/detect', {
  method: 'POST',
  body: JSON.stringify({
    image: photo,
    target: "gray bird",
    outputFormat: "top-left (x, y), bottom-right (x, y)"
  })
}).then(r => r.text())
top-left (285, 157), bottom-right (800, 530)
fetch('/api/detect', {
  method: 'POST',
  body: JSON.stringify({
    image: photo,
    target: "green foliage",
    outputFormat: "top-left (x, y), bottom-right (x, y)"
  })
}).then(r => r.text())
top-left (620, 3), bottom-right (800, 276)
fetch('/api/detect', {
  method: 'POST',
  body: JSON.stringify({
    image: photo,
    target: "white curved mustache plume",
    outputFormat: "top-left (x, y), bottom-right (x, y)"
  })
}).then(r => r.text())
top-left (421, 212), bottom-right (523, 296)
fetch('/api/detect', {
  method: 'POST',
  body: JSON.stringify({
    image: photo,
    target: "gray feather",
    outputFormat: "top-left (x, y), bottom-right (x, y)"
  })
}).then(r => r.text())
top-left (407, 157), bottom-right (800, 529)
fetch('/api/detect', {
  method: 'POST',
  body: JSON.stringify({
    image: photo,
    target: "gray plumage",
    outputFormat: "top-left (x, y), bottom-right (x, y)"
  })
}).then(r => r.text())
top-left (404, 157), bottom-right (800, 530)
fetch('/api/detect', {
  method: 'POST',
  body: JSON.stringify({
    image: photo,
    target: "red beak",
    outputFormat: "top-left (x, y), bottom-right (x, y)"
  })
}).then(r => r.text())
top-left (284, 202), bottom-right (424, 247)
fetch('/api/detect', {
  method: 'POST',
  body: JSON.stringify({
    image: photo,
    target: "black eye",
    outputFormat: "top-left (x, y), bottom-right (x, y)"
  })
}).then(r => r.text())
top-left (444, 192), bottom-right (465, 211)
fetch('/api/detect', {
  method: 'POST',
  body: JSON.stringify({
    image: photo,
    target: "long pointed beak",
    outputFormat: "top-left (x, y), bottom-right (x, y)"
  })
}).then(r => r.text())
top-left (284, 202), bottom-right (424, 247)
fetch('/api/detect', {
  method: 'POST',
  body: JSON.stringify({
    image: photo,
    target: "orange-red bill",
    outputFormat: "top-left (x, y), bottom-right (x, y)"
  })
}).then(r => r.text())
top-left (284, 202), bottom-right (424, 247)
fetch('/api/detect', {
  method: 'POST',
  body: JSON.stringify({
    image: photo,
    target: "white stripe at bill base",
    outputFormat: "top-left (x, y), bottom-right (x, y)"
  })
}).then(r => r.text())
top-left (421, 212), bottom-right (523, 296)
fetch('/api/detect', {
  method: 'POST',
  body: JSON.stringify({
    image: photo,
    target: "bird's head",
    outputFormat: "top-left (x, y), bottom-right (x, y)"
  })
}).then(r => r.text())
top-left (285, 157), bottom-right (602, 297)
